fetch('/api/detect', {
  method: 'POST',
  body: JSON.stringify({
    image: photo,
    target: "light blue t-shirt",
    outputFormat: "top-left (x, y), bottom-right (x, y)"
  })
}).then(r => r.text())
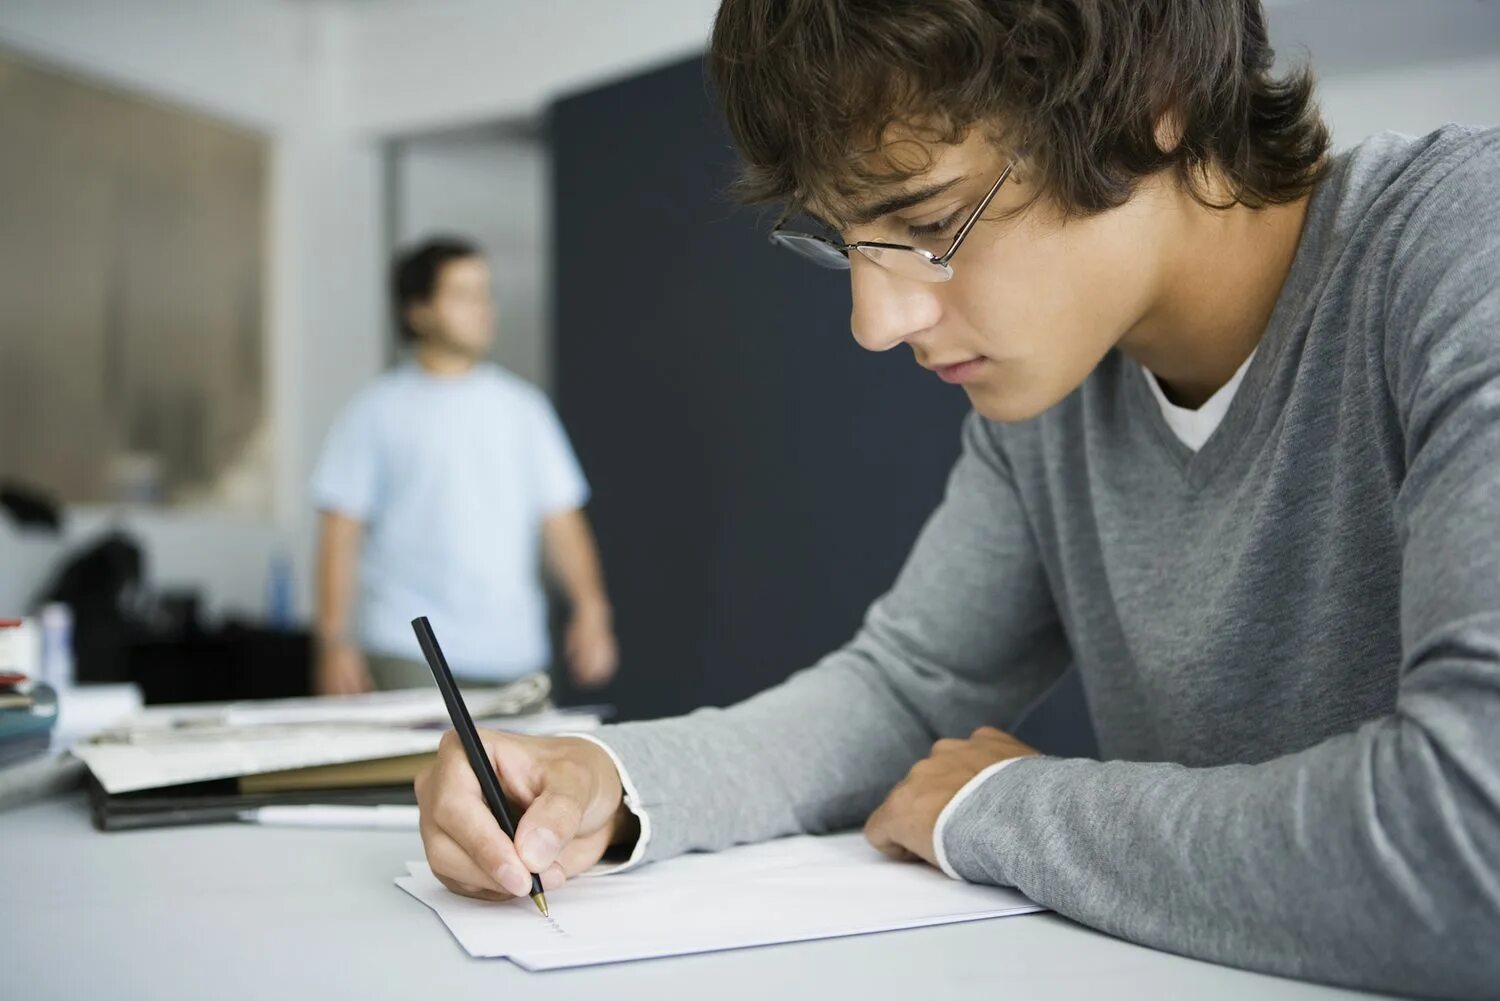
top-left (311, 362), bottom-right (588, 679)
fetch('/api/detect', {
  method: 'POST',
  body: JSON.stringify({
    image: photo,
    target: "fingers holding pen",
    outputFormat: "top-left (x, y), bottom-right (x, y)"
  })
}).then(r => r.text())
top-left (417, 746), bottom-right (533, 898)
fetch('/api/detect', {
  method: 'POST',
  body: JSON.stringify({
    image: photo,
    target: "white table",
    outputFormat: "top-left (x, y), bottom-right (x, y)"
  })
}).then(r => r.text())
top-left (1, 794), bottom-right (1375, 1001)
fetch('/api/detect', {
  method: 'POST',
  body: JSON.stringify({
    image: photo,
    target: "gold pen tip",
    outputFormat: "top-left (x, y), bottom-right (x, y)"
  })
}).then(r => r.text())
top-left (531, 891), bottom-right (549, 918)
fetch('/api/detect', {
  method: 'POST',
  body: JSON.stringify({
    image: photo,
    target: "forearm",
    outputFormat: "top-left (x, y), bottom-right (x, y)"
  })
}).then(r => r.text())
top-left (314, 512), bottom-right (362, 647)
top-left (596, 590), bottom-right (1068, 864)
top-left (542, 509), bottom-right (610, 611)
top-left (941, 678), bottom-right (1500, 998)
top-left (598, 644), bottom-right (939, 862)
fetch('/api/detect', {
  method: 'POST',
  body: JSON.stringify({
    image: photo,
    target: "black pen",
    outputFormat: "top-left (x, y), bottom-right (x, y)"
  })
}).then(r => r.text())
top-left (412, 615), bottom-right (549, 918)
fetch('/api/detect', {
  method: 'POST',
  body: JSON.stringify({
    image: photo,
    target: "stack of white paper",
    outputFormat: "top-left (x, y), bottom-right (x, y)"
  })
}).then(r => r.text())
top-left (72, 669), bottom-right (599, 796)
top-left (396, 832), bottom-right (1044, 970)
top-left (219, 676), bottom-right (550, 727)
top-left (72, 707), bottom-right (603, 794)
top-left (73, 724), bottom-right (444, 794)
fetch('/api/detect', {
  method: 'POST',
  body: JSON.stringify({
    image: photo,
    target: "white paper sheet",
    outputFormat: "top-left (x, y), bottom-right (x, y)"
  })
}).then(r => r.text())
top-left (395, 832), bottom-right (1044, 970)
top-left (52, 684), bottom-right (143, 749)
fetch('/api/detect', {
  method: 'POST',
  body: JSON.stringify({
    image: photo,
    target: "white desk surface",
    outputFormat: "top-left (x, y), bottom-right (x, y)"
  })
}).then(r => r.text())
top-left (1, 794), bottom-right (1376, 1001)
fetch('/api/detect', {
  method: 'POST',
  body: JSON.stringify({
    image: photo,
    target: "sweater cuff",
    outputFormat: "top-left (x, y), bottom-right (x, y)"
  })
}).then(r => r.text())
top-left (935, 755), bottom-right (1054, 884)
top-left (560, 732), bottom-right (652, 876)
top-left (932, 757), bottom-right (1027, 879)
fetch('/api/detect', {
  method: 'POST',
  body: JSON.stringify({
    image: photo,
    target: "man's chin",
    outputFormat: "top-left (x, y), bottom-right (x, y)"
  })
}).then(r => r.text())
top-left (962, 378), bottom-right (1063, 424)
top-left (449, 341), bottom-right (492, 361)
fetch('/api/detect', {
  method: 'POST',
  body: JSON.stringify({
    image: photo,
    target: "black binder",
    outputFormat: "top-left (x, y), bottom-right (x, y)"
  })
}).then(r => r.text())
top-left (86, 774), bottom-right (416, 832)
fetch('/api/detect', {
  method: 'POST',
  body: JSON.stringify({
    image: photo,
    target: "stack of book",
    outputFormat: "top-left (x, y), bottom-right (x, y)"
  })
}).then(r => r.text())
top-left (6, 721), bottom-right (57, 780)
top-left (1, 619), bottom-right (57, 769)
top-left (1, 675), bottom-right (57, 768)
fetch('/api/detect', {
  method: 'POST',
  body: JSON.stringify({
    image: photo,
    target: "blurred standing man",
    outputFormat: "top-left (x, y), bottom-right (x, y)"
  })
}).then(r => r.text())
top-left (311, 237), bottom-right (618, 693)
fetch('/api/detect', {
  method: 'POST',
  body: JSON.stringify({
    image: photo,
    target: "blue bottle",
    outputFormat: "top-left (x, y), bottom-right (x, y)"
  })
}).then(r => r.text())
top-left (266, 551), bottom-right (295, 629)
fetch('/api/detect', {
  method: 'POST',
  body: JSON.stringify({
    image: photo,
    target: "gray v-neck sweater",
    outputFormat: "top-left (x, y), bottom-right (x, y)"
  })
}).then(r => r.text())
top-left (593, 126), bottom-right (1500, 998)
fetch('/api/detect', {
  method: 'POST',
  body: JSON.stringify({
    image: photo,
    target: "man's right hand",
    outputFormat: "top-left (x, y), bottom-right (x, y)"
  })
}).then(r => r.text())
top-left (415, 730), bottom-right (636, 900)
top-left (315, 642), bottom-right (372, 695)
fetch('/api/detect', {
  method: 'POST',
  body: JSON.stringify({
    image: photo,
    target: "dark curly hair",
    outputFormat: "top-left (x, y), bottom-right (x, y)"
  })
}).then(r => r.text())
top-left (709, 0), bottom-right (1330, 222)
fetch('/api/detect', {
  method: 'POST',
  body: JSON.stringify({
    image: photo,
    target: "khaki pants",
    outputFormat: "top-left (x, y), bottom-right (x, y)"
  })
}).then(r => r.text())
top-left (365, 653), bottom-right (436, 691)
top-left (365, 653), bottom-right (546, 700)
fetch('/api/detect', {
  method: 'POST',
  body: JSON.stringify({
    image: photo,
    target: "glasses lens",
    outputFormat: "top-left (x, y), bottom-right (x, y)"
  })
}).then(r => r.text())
top-left (769, 231), bottom-right (851, 270)
top-left (854, 245), bottom-right (953, 283)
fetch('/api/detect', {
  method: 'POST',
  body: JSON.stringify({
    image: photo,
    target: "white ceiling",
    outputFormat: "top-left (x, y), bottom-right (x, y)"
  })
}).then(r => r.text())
top-left (335, 0), bottom-right (721, 135)
top-left (2, 0), bottom-right (1494, 140)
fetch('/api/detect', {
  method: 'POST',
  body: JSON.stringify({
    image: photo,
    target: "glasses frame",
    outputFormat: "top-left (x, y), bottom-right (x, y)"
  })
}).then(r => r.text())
top-left (768, 160), bottom-right (1017, 283)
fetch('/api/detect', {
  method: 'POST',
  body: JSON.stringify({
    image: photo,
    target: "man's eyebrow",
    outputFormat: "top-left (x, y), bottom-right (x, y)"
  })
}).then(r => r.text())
top-left (843, 176), bottom-right (966, 227)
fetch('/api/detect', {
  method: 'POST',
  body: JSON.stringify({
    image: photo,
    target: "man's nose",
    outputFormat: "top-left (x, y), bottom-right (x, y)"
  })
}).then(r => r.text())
top-left (848, 256), bottom-right (942, 353)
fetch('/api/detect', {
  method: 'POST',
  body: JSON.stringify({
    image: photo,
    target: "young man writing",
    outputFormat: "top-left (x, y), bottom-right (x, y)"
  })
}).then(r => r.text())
top-left (312, 237), bottom-right (618, 693)
top-left (413, 3), bottom-right (1499, 995)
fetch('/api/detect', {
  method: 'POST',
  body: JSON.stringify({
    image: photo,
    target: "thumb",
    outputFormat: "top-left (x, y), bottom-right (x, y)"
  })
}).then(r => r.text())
top-left (513, 765), bottom-right (590, 873)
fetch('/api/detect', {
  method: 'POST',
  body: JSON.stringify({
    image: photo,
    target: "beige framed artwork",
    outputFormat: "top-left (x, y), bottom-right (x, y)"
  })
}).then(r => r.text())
top-left (0, 49), bottom-right (270, 510)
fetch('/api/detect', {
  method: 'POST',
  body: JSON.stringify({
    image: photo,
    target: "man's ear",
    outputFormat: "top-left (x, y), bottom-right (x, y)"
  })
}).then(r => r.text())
top-left (1153, 111), bottom-right (1185, 155)
top-left (404, 302), bottom-right (433, 340)
top-left (1154, 109), bottom-right (1237, 204)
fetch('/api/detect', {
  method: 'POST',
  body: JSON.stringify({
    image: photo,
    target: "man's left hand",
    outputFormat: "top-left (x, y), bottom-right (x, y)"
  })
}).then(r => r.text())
top-left (864, 726), bottom-right (1039, 867)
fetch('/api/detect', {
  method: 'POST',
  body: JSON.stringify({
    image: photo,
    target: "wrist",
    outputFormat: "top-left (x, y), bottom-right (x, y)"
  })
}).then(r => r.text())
top-left (563, 732), bottom-right (647, 865)
top-left (575, 737), bottom-right (633, 846)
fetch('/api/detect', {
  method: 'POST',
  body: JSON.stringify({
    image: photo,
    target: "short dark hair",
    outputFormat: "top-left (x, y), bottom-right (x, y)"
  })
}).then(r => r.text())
top-left (391, 236), bottom-right (482, 344)
top-left (709, 0), bottom-right (1330, 222)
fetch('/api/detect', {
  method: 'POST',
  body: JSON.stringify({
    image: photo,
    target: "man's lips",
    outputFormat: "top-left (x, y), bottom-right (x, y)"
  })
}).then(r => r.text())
top-left (928, 357), bottom-right (989, 384)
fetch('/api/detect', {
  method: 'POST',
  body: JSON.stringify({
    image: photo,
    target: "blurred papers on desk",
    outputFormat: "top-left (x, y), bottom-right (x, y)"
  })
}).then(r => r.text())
top-left (75, 674), bottom-right (601, 793)
top-left (66, 673), bottom-right (606, 829)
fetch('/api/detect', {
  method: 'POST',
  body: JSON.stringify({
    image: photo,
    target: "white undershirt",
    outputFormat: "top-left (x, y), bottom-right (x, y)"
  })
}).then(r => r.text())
top-left (1140, 349), bottom-right (1258, 452)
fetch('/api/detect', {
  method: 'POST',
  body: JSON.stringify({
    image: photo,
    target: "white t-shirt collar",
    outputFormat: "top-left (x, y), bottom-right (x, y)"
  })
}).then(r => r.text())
top-left (1140, 348), bottom-right (1257, 452)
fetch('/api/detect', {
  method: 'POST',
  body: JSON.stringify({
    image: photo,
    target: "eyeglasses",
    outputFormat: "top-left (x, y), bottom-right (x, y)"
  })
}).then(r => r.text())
top-left (768, 161), bottom-right (1016, 283)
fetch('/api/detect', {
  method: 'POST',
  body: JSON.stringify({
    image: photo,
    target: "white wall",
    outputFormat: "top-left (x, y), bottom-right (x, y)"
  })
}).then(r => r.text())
top-left (0, 0), bottom-right (301, 130)
top-left (1318, 55), bottom-right (1500, 150)
top-left (393, 132), bottom-right (552, 389)
top-left (0, 0), bottom-right (385, 622)
top-left (342, 0), bottom-right (720, 134)
top-left (1268, 0), bottom-right (1500, 144)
